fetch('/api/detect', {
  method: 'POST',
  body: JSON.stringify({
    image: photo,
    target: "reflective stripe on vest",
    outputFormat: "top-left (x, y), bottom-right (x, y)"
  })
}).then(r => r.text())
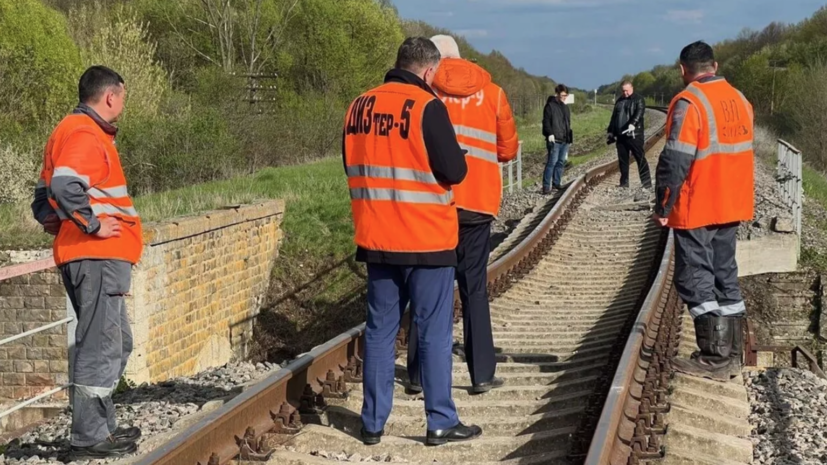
top-left (345, 164), bottom-right (439, 185)
top-left (349, 187), bottom-right (453, 205)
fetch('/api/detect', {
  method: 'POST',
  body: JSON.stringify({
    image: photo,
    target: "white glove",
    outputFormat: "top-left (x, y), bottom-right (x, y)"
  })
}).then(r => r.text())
top-left (621, 124), bottom-right (636, 135)
top-left (548, 135), bottom-right (555, 143)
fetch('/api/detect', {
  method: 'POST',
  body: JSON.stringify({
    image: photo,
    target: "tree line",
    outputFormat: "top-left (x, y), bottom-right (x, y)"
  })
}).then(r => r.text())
top-left (0, 0), bottom-right (558, 203)
top-left (598, 6), bottom-right (827, 170)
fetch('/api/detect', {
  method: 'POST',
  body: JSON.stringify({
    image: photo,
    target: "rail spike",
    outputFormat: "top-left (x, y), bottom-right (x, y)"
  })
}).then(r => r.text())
top-left (235, 427), bottom-right (274, 461)
top-left (299, 384), bottom-right (327, 414)
top-left (321, 369), bottom-right (348, 399)
top-left (343, 355), bottom-right (363, 383)
top-left (271, 402), bottom-right (303, 434)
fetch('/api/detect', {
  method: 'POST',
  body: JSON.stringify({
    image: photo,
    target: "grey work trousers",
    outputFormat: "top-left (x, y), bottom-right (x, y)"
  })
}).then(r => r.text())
top-left (673, 223), bottom-right (746, 319)
top-left (60, 259), bottom-right (133, 447)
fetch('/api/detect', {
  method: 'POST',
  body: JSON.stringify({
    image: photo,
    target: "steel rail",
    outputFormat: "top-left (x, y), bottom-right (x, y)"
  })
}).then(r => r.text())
top-left (137, 108), bottom-right (671, 465)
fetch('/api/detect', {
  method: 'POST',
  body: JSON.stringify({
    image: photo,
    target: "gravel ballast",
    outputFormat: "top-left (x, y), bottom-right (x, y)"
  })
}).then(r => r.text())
top-left (1, 361), bottom-right (281, 464)
top-left (747, 368), bottom-right (827, 465)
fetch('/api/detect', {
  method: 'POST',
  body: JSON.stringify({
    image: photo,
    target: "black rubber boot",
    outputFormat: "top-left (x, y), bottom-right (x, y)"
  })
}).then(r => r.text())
top-left (672, 314), bottom-right (734, 382)
top-left (729, 316), bottom-right (744, 377)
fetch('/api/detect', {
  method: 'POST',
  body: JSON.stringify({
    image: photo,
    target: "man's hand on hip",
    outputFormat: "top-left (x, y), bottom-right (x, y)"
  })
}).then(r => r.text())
top-left (42, 213), bottom-right (61, 236)
top-left (548, 135), bottom-right (555, 143)
top-left (95, 217), bottom-right (122, 238)
top-left (652, 214), bottom-right (669, 227)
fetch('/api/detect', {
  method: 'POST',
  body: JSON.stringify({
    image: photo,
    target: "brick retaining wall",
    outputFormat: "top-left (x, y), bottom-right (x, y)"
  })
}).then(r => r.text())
top-left (0, 200), bottom-right (284, 400)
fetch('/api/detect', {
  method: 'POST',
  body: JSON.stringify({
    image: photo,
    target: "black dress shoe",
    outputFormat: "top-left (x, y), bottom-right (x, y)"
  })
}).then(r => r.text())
top-left (426, 422), bottom-right (482, 446)
top-left (361, 427), bottom-right (383, 445)
top-left (472, 377), bottom-right (505, 394)
top-left (405, 381), bottom-right (422, 395)
top-left (69, 436), bottom-right (138, 459)
top-left (112, 426), bottom-right (142, 442)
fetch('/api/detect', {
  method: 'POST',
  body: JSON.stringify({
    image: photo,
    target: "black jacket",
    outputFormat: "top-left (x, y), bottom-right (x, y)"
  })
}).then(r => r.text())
top-left (343, 68), bottom-right (468, 267)
top-left (542, 97), bottom-right (573, 143)
top-left (608, 93), bottom-right (645, 138)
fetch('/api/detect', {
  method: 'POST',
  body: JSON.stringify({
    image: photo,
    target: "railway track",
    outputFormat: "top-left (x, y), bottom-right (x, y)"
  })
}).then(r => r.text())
top-left (136, 109), bottom-right (683, 465)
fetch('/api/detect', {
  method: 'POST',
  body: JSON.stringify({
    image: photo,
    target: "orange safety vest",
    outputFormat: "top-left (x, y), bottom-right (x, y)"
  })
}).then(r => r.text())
top-left (433, 58), bottom-right (519, 217)
top-left (41, 114), bottom-right (144, 265)
top-left (665, 78), bottom-right (755, 229)
top-left (344, 82), bottom-right (458, 253)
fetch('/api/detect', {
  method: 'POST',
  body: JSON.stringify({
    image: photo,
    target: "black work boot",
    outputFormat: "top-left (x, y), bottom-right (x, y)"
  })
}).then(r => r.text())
top-left (426, 422), bottom-right (482, 446)
top-left (69, 435), bottom-right (138, 459)
top-left (112, 426), bottom-right (142, 442)
top-left (672, 314), bottom-right (734, 382)
top-left (729, 316), bottom-right (745, 377)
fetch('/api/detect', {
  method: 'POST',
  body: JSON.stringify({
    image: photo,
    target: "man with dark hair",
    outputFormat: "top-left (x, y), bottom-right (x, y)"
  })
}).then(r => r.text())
top-left (343, 37), bottom-right (482, 446)
top-left (608, 80), bottom-right (651, 190)
top-left (541, 83), bottom-right (573, 193)
top-left (31, 65), bottom-right (143, 458)
top-left (654, 40), bottom-right (755, 381)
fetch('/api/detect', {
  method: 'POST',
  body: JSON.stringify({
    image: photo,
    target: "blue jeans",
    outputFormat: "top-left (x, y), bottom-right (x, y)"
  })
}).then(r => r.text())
top-left (362, 264), bottom-right (459, 433)
top-left (543, 141), bottom-right (570, 190)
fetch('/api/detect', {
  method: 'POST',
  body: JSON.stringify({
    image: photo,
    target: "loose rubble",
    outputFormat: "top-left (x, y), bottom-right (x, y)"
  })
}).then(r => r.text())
top-left (747, 368), bottom-right (827, 465)
top-left (1, 361), bottom-right (281, 464)
top-left (310, 450), bottom-right (409, 462)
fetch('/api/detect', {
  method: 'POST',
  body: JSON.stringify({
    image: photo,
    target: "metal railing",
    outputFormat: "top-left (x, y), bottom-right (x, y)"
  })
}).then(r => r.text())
top-left (501, 141), bottom-right (523, 194)
top-left (777, 139), bottom-right (803, 256)
top-left (0, 257), bottom-right (73, 419)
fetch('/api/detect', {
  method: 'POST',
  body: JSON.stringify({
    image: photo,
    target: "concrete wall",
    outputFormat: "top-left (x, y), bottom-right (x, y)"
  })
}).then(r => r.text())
top-left (0, 269), bottom-right (68, 401)
top-left (737, 233), bottom-right (799, 277)
top-left (0, 200), bottom-right (284, 401)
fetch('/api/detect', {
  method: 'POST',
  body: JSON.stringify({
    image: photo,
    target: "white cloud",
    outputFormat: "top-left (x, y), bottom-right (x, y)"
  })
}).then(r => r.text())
top-left (430, 11), bottom-right (454, 18)
top-left (647, 46), bottom-right (663, 54)
top-left (665, 9), bottom-right (705, 23)
top-left (455, 29), bottom-right (489, 38)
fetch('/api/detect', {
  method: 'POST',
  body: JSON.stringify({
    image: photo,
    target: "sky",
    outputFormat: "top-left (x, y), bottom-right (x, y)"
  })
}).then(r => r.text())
top-left (392, 0), bottom-right (827, 90)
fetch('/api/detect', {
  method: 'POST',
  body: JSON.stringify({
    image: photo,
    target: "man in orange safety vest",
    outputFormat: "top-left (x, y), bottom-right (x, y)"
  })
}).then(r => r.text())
top-left (654, 41), bottom-right (755, 381)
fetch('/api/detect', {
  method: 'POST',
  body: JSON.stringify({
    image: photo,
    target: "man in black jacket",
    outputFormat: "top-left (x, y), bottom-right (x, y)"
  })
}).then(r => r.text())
top-left (541, 84), bottom-right (573, 193)
top-left (607, 81), bottom-right (651, 189)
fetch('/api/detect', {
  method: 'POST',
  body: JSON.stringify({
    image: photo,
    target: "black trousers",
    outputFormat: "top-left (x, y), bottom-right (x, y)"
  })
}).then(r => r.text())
top-left (616, 136), bottom-right (651, 188)
top-left (674, 223), bottom-right (746, 319)
top-left (408, 222), bottom-right (496, 386)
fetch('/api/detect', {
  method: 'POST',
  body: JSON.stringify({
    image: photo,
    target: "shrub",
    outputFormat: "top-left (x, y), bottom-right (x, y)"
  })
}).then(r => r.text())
top-left (0, 0), bottom-right (82, 133)
top-left (117, 93), bottom-right (244, 194)
top-left (0, 141), bottom-right (40, 205)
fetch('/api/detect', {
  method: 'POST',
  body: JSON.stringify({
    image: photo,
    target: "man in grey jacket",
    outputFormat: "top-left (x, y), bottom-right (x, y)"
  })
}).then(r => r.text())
top-left (607, 81), bottom-right (651, 189)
